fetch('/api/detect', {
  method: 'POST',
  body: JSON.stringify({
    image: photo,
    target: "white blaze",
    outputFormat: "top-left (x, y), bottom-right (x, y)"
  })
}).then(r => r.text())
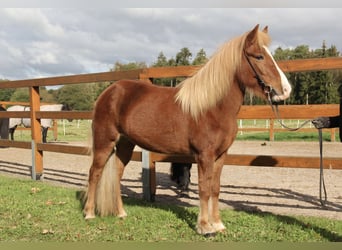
top-left (264, 46), bottom-right (292, 101)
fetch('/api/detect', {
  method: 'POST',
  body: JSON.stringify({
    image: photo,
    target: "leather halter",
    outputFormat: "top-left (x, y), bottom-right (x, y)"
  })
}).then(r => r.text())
top-left (243, 49), bottom-right (278, 103)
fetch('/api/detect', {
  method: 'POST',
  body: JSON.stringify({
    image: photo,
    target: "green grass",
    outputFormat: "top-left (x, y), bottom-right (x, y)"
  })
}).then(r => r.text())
top-left (0, 175), bottom-right (341, 242)
top-left (12, 120), bottom-right (91, 142)
top-left (236, 131), bottom-right (337, 141)
top-left (12, 119), bottom-right (339, 143)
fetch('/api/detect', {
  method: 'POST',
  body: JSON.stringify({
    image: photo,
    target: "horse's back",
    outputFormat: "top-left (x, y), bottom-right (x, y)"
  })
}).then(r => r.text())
top-left (94, 80), bottom-right (191, 154)
top-left (40, 104), bottom-right (63, 111)
top-left (40, 104), bottom-right (64, 127)
top-left (7, 105), bottom-right (25, 128)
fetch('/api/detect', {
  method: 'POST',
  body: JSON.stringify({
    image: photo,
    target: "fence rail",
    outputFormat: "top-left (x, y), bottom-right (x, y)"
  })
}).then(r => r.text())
top-left (0, 57), bottom-right (342, 200)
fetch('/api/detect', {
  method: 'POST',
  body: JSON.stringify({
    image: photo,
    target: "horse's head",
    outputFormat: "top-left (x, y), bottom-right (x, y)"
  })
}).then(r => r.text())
top-left (240, 24), bottom-right (291, 102)
top-left (61, 103), bottom-right (71, 111)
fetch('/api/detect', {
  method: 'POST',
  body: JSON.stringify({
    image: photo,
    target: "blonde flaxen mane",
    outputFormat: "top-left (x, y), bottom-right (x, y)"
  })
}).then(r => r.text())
top-left (175, 29), bottom-right (271, 120)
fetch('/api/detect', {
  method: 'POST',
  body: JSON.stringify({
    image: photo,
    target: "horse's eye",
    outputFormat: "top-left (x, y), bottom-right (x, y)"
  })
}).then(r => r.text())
top-left (255, 55), bottom-right (264, 60)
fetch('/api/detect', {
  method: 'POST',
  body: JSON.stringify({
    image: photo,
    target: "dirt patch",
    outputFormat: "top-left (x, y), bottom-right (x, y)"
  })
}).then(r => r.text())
top-left (0, 140), bottom-right (341, 220)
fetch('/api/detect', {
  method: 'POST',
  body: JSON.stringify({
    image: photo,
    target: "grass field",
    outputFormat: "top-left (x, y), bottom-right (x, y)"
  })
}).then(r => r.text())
top-left (3, 120), bottom-right (342, 242)
top-left (0, 175), bottom-right (341, 242)
top-left (10, 119), bottom-right (339, 143)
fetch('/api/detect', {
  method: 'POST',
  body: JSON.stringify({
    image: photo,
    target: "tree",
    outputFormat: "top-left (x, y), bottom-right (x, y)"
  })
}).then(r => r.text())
top-left (40, 87), bottom-right (57, 103)
top-left (153, 52), bottom-right (168, 67)
top-left (0, 80), bottom-right (15, 101)
top-left (10, 88), bottom-right (30, 102)
top-left (57, 84), bottom-right (95, 110)
top-left (192, 49), bottom-right (208, 65)
top-left (175, 47), bottom-right (192, 66)
top-left (111, 61), bottom-right (147, 71)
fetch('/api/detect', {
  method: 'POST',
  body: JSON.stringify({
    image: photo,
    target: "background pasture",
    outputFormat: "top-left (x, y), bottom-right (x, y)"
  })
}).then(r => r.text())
top-left (9, 119), bottom-right (338, 143)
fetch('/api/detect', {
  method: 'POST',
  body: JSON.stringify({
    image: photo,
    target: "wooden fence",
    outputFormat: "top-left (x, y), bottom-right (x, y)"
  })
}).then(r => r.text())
top-left (0, 57), bottom-right (342, 200)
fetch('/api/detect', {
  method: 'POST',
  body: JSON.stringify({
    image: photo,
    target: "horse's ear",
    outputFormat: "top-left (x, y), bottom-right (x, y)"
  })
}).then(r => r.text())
top-left (262, 26), bottom-right (268, 34)
top-left (245, 24), bottom-right (260, 48)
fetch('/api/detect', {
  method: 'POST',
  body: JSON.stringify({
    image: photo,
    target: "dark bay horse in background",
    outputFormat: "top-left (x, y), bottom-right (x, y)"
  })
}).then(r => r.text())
top-left (7, 104), bottom-right (69, 143)
top-left (0, 106), bottom-right (9, 140)
top-left (83, 25), bottom-right (292, 236)
top-left (170, 162), bottom-right (192, 194)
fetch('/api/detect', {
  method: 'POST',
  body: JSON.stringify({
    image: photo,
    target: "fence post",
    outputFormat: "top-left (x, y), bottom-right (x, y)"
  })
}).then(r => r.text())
top-left (269, 119), bottom-right (274, 141)
top-left (142, 150), bottom-right (156, 201)
top-left (29, 86), bottom-right (43, 180)
top-left (53, 119), bottom-right (58, 141)
top-left (330, 128), bottom-right (336, 142)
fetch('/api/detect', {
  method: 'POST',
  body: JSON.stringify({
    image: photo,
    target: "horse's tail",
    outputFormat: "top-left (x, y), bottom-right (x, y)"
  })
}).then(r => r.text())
top-left (95, 153), bottom-right (120, 216)
top-left (83, 127), bottom-right (121, 217)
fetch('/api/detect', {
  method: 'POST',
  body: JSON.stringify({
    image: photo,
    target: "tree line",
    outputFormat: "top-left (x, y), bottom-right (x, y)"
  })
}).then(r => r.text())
top-left (1, 42), bottom-right (341, 110)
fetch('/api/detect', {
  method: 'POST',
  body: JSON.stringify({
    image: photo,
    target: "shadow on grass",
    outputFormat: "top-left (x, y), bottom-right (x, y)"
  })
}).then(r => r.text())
top-left (241, 209), bottom-right (342, 242)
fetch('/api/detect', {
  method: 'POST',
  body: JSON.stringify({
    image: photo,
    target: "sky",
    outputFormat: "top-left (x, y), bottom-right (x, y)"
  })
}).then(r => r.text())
top-left (1, 7), bottom-right (342, 80)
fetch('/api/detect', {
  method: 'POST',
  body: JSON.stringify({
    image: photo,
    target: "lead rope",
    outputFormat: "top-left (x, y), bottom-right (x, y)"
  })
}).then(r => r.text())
top-left (318, 129), bottom-right (328, 207)
top-left (266, 93), bottom-right (327, 207)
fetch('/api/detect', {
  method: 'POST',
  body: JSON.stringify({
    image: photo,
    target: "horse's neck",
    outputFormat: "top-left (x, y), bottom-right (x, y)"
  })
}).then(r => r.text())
top-left (217, 80), bottom-right (244, 118)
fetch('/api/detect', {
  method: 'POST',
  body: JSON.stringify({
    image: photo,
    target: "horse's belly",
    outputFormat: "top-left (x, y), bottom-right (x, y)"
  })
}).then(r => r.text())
top-left (123, 126), bottom-right (190, 155)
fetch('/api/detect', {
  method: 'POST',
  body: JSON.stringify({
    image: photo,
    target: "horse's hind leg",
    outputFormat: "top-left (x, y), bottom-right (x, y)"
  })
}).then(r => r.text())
top-left (83, 138), bottom-right (116, 219)
top-left (114, 136), bottom-right (135, 217)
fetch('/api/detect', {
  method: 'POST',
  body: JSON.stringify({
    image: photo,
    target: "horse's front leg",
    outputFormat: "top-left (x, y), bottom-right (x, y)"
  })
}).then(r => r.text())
top-left (9, 126), bottom-right (16, 140)
top-left (209, 153), bottom-right (226, 232)
top-left (196, 153), bottom-right (215, 236)
top-left (41, 127), bottom-right (48, 143)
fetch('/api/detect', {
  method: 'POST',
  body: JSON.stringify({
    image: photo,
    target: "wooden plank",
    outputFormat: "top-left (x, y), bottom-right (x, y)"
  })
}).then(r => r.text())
top-left (224, 154), bottom-right (342, 170)
top-left (0, 70), bottom-right (143, 89)
top-left (37, 105), bottom-right (339, 121)
top-left (37, 143), bottom-right (90, 155)
top-left (131, 151), bottom-right (142, 161)
top-left (0, 139), bottom-right (31, 149)
top-left (278, 57), bottom-right (342, 73)
top-left (35, 144), bottom-right (143, 160)
top-left (36, 111), bottom-right (92, 120)
top-left (237, 104), bottom-right (339, 119)
top-left (150, 152), bottom-right (342, 170)
top-left (142, 58), bottom-right (342, 78)
top-left (1, 57), bottom-right (342, 90)
top-left (0, 111), bottom-right (31, 118)
top-left (142, 65), bottom-right (200, 78)
top-left (0, 111), bottom-right (92, 120)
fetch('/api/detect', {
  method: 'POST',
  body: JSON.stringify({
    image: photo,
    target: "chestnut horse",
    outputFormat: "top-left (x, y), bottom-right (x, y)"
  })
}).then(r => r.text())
top-left (83, 25), bottom-right (292, 236)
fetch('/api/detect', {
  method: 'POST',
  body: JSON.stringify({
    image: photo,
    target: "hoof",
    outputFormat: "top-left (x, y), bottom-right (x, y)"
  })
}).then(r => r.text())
top-left (211, 222), bottom-right (226, 232)
top-left (84, 214), bottom-right (96, 220)
top-left (196, 223), bottom-right (215, 236)
top-left (84, 209), bottom-right (96, 220)
top-left (204, 232), bottom-right (217, 238)
top-left (117, 211), bottom-right (127, 219)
